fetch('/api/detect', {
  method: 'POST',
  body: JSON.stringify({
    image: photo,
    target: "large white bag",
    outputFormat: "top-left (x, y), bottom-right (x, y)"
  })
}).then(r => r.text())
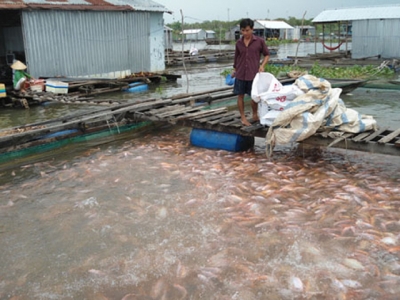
top-left (251, 72), bottom-right (283, 103)
top-left (265, 74), bottom-right (377, 157)
top-left (252, 72), bottom-right (304, 126)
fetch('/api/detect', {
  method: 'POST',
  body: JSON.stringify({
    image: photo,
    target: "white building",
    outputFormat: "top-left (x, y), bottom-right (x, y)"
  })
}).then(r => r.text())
top-left (181, 29), bottom-right (207, 41)
top-left (313, 5), bottom-right (400, 59)
top-left (164, 26), bottom-right (173, 50)
top-left (254, 20), bottom-right (293, 40)
top-left (205, 30), bottom-right (216, 39)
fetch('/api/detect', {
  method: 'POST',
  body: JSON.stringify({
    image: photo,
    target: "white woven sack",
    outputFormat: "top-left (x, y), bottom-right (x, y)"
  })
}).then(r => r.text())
top-left (268, 88), bottom-right (342, 145)
top-left (335, 109), bottom-right (377, 133)
top-left (251, 72), bottom-right (283, 103)
top-left (259, 109), bottom-right (281, 126)
top-left (262, 85), bottom-right (304, 110)
top-left (257, 101), bottom-right (269, 124)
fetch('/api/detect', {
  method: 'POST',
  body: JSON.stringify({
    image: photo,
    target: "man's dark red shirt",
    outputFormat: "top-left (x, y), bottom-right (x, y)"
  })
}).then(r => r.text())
top-left (233, 35), bottom-right (270, 81)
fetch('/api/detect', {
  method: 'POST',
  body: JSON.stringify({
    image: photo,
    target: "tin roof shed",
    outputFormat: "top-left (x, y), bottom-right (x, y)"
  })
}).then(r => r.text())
top-left (255, 20), bottom-right (293, 30)
top-left (312, 5), bottom-right (400, 23)
top-left (254, 20), bottom-right (293, 40)
top-left (0, 0), bottom-right (172, 80)
top-left (312, 5), bottom-right (400, 59)
top-left (0, 0), bottom-right (171, 13)
top-left (180, 29), bottom-right (207, 41)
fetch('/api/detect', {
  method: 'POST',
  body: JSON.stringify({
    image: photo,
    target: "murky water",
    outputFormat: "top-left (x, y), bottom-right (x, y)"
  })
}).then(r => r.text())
top-left (1, 42), bottom-right (400, 300)
top-left (1, 126), bottom-right (400, 299)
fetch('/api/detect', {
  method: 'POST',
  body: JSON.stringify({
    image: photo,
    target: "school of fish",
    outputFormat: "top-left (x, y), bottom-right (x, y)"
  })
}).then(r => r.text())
top-left (0, 126), bottom-right (399, 300)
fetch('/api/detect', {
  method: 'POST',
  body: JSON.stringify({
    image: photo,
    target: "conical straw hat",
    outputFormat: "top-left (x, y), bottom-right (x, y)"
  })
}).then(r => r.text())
top-left (11, 60), bottom-right (27, 70)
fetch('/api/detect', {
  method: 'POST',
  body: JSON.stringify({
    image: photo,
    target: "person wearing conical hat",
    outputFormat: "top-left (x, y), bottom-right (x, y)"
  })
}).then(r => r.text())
top-left (11, 60), bottom-right (32, 92)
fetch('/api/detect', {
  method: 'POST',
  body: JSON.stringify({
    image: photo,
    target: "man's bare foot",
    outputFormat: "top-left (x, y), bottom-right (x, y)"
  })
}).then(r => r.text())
top-left (241, 118), bottom-right (252, 126)
top-left (252, 116), bottom-right (260, 123)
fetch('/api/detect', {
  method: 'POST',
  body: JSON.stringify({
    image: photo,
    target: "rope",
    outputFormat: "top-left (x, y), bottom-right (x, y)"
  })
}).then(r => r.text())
top-left (265, 127), bottom-right (276, 158)
top-left (321, 40), bottom-right (344, 51)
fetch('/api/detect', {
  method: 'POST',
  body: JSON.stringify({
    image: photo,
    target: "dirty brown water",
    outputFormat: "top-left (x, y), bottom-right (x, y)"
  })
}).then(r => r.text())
top-left (1, 126), bottom-right (400, 299)
top-left (1, 43), bottom-right (400, 299)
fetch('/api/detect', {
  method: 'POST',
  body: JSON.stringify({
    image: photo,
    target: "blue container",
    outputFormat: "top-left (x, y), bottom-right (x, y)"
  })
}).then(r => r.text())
top-left (190, 128), bottom-right (254, 152)
top-left (124, 82), bottom-right (148, 93)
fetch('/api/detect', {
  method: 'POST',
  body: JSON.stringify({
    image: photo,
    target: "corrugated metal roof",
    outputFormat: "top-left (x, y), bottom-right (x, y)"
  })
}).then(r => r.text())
top-left (181, 29), bottom-right (204, 34)
top-left (313, 5), bottom-right (400, 23)
top-left (255, 20), bottom-right (293, 29)
top-left (0, 0), bottom-right (171, 13)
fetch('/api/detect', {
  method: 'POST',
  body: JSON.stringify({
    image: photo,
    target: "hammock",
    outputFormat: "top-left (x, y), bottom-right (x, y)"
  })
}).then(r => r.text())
top-left (321, 41), bottom-right (344, 51)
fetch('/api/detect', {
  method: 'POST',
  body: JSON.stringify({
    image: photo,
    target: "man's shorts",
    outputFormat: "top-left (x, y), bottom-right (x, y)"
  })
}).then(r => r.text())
top-left (233, 78), bottom-right (253, 96)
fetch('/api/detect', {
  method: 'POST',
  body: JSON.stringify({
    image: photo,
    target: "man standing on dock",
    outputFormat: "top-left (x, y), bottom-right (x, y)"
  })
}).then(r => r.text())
top-left (232, 18), bottom-right (270, 126)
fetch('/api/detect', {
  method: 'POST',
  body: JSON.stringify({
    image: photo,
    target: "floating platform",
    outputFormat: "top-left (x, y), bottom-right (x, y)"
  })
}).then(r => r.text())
top-left (0, 85), bottom-right (399, 162)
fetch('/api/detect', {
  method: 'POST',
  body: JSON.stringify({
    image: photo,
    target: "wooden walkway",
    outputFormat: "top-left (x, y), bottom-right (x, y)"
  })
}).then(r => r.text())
top-left (128, 96), bottom-right (400, 156)
top-left (1, 87), bottom-right (399, 157)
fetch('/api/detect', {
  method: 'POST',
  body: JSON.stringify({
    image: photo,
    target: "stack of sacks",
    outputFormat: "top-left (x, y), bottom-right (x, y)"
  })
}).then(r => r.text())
top-left (262, 74), bottom-right (377, 156)
top-left (251, 72), bottom-right (304, 126)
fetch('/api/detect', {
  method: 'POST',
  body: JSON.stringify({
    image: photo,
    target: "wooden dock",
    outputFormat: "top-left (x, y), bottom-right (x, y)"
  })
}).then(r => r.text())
top-left (0, 87), bottom-right (399, 157)
top-left (128, 96), bottom-right (400, 157)
top-left (1, 72), bottom-right (181, 108)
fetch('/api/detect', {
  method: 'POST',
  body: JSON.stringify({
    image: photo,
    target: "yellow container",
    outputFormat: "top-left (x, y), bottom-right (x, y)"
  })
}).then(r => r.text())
top-left (0, 83), bottom-right (6, 98)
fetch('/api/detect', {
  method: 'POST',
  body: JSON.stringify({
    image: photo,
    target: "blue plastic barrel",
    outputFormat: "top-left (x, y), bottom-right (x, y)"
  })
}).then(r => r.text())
top-left (124, 82), bottom-right (148, 93)
top-left (190, 128), bottom-right (254, 152)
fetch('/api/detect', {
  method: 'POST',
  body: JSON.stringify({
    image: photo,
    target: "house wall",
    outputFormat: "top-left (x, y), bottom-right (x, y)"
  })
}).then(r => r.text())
top-left (206, 32), bottom-right (216, 39)
top-left (21, 10), bottom-right (165, 78)
top-left (352, 19), bottom-right (400, 59)
top-left (185, 31), bottom-right (206, 40)
top-left (225, 26), bottom-right (239, 40)
top-left (164, 30), bottom-right (173, 50)
top-left (149, 13), bottom-right (165, 72)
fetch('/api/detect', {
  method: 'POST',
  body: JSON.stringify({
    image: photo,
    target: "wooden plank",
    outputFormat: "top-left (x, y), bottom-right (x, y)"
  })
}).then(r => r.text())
top-left (147, 104), bottom-right (185, 115)
top-left (171, 95), bottom-right (212, 105)
top-left (195, 112), bottom-right (227, 123)
top-left (362, 127), bottom-right (389, 142)
top-left (220, 112), bottom-right (253, 127)
top-left (183, 107), bottom-right (228, 120)
top-left (327, 133), bottom-right (354, 148)
top-left (0, 98), bottom-right (155, 132)
top-left (127, 99), bottom-right (173, 113)
top-left (156, 107), bottom-right (201, 119)
top-left (302, 135), bottom-right (400, 156)
top-left (221, 119), bottom-right (242, 128)
top-left (0, 101), bottom-right (169, 145)
top-left (241, 123), bottom-right (265, 133)
top-left (179, 110), bottom-right (228, 122)
top-left (196, 111), bottom-right (238, 124)
top-left (352, 131), bottom-right (374, 142)
top-left (170, 87), bottom-right (232, 100)
top-left (207, 112), bottom-right (241, 125)
top-left (377, 128), bottom-right (400, 144)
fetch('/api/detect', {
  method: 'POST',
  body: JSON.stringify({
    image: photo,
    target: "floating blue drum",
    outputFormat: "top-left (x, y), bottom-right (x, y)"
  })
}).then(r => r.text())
top-left (125, 82), bottom-right (149, 93)
top-left (190, 128), bottom-right (254, 152)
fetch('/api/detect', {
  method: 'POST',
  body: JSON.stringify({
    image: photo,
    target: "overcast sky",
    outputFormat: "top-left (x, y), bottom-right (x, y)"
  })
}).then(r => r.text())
top-left (156, 0), bottom-right (400, 24)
